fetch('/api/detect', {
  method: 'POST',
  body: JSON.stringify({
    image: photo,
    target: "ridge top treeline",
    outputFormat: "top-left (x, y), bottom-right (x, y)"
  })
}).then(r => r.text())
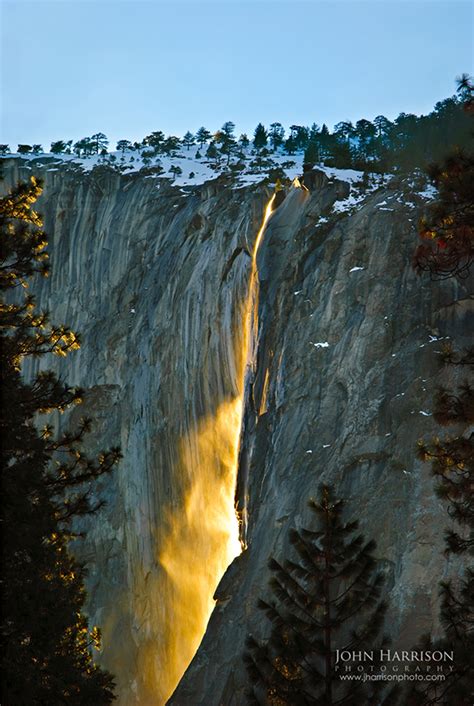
top-left (1, 83), bottom-right (472, 175)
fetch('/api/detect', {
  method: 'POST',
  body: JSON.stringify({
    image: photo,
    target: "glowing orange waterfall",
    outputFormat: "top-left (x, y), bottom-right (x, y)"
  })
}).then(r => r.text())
top-left (154, 194), bottom-right (276, 705)
top-left (158, 399), bottom-right (245, 703)
top-left (237, 194), bottom-right (276, 545)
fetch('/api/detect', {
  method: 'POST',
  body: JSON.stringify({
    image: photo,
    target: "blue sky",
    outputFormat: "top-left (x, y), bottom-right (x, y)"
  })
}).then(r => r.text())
top-left (1, 0), bottom-right (473, 150)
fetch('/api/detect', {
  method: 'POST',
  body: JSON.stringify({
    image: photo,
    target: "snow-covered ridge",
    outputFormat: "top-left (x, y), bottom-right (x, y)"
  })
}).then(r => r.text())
top-left (3, 148), bottom-right (438, 208)
top-left (2, 146), bottom-right (375, 190)
top-left (330, 171), bottom-right (438, 215)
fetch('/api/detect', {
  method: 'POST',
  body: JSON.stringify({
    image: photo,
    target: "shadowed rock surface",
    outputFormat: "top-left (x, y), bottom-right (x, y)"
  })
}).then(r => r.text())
top-left (2, 159), bottom-right (471, 705)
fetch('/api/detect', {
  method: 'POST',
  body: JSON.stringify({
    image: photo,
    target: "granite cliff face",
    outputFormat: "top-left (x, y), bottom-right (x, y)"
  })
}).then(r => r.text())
top-left (2, 159), bottom-right (471, 705)
top-left (170, 173), bottom-right (472, 705)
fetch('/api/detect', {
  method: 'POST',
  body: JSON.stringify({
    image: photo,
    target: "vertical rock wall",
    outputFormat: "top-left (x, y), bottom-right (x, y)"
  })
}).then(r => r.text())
top-left (169, 173), bottom-right (472, 704)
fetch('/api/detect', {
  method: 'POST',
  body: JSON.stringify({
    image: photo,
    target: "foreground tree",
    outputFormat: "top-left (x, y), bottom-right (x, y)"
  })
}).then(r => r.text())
top-left (182, 131), bottom-right (195, 150)
top-left (0, 178), bottom-right (120, 704)
top-left (269, 122), bottom-right (285, 151)
top-left (50, 140), bottom-right (72, 154)
top-left (73, 137), bottom-right (94, 157)
top-left (413, 75), bottom-right (474, 279)
top-left (408, 345), bottom-right (474, 705)
top-left (333, 120), bottom-right (354, 144)
top-left (283, 135), bottom-right (297, 155)
top-left (244, 484), bottom-right (397, 706)
top-left (303, 139), bottom-right (320, 170)
top-left (116, 139), bottom-right (133, 154)
top-left (419, 348), bottom-right (474, 553)
top-left (143, 130), bottom-right (165, 150)
top-left (161, 135), bottom-right (181, 155)
top-left (239, 133), bottom-right (250, 150)
top-left (413, 150), bottom-right (474, 278)
top-left (354, 119), bottom-right (376, 162)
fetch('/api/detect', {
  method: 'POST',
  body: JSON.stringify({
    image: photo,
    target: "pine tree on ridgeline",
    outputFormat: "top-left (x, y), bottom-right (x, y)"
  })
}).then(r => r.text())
top-left (253, 123), bottom-right (268, 150)
top-left (318, 124), bottom-right (332, 163)
top-left (91, 132), bottom-right (108, 154)
top-left (353, 119), bottom-right (377, 165)
top-left (214, 121), bottom-right (237, 164)
top-left (195, 126), bottom-right (211, 149)
top-left (182, 131), bottom-right (195, 150)
top-left (243, 484), bottom-right (398, 706)
top-left (0, 177), bottom-right (120, 705)
top-left (205, 140), bottom-right (219, 162)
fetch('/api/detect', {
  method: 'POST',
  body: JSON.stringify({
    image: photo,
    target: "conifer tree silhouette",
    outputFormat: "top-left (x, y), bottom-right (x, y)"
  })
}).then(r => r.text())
top-left (244, 484), bottom-right (398, 706)
top-left (0, 177), bottom-right (120, 704)
top-left (408, 344), bottom-right (474, 706)
top-left (413, 75), bottom-right (474, 279)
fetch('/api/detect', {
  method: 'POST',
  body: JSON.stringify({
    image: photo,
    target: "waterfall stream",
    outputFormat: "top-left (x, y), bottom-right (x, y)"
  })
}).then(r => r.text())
top-left (156, 194), bottom-right (276, 705)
